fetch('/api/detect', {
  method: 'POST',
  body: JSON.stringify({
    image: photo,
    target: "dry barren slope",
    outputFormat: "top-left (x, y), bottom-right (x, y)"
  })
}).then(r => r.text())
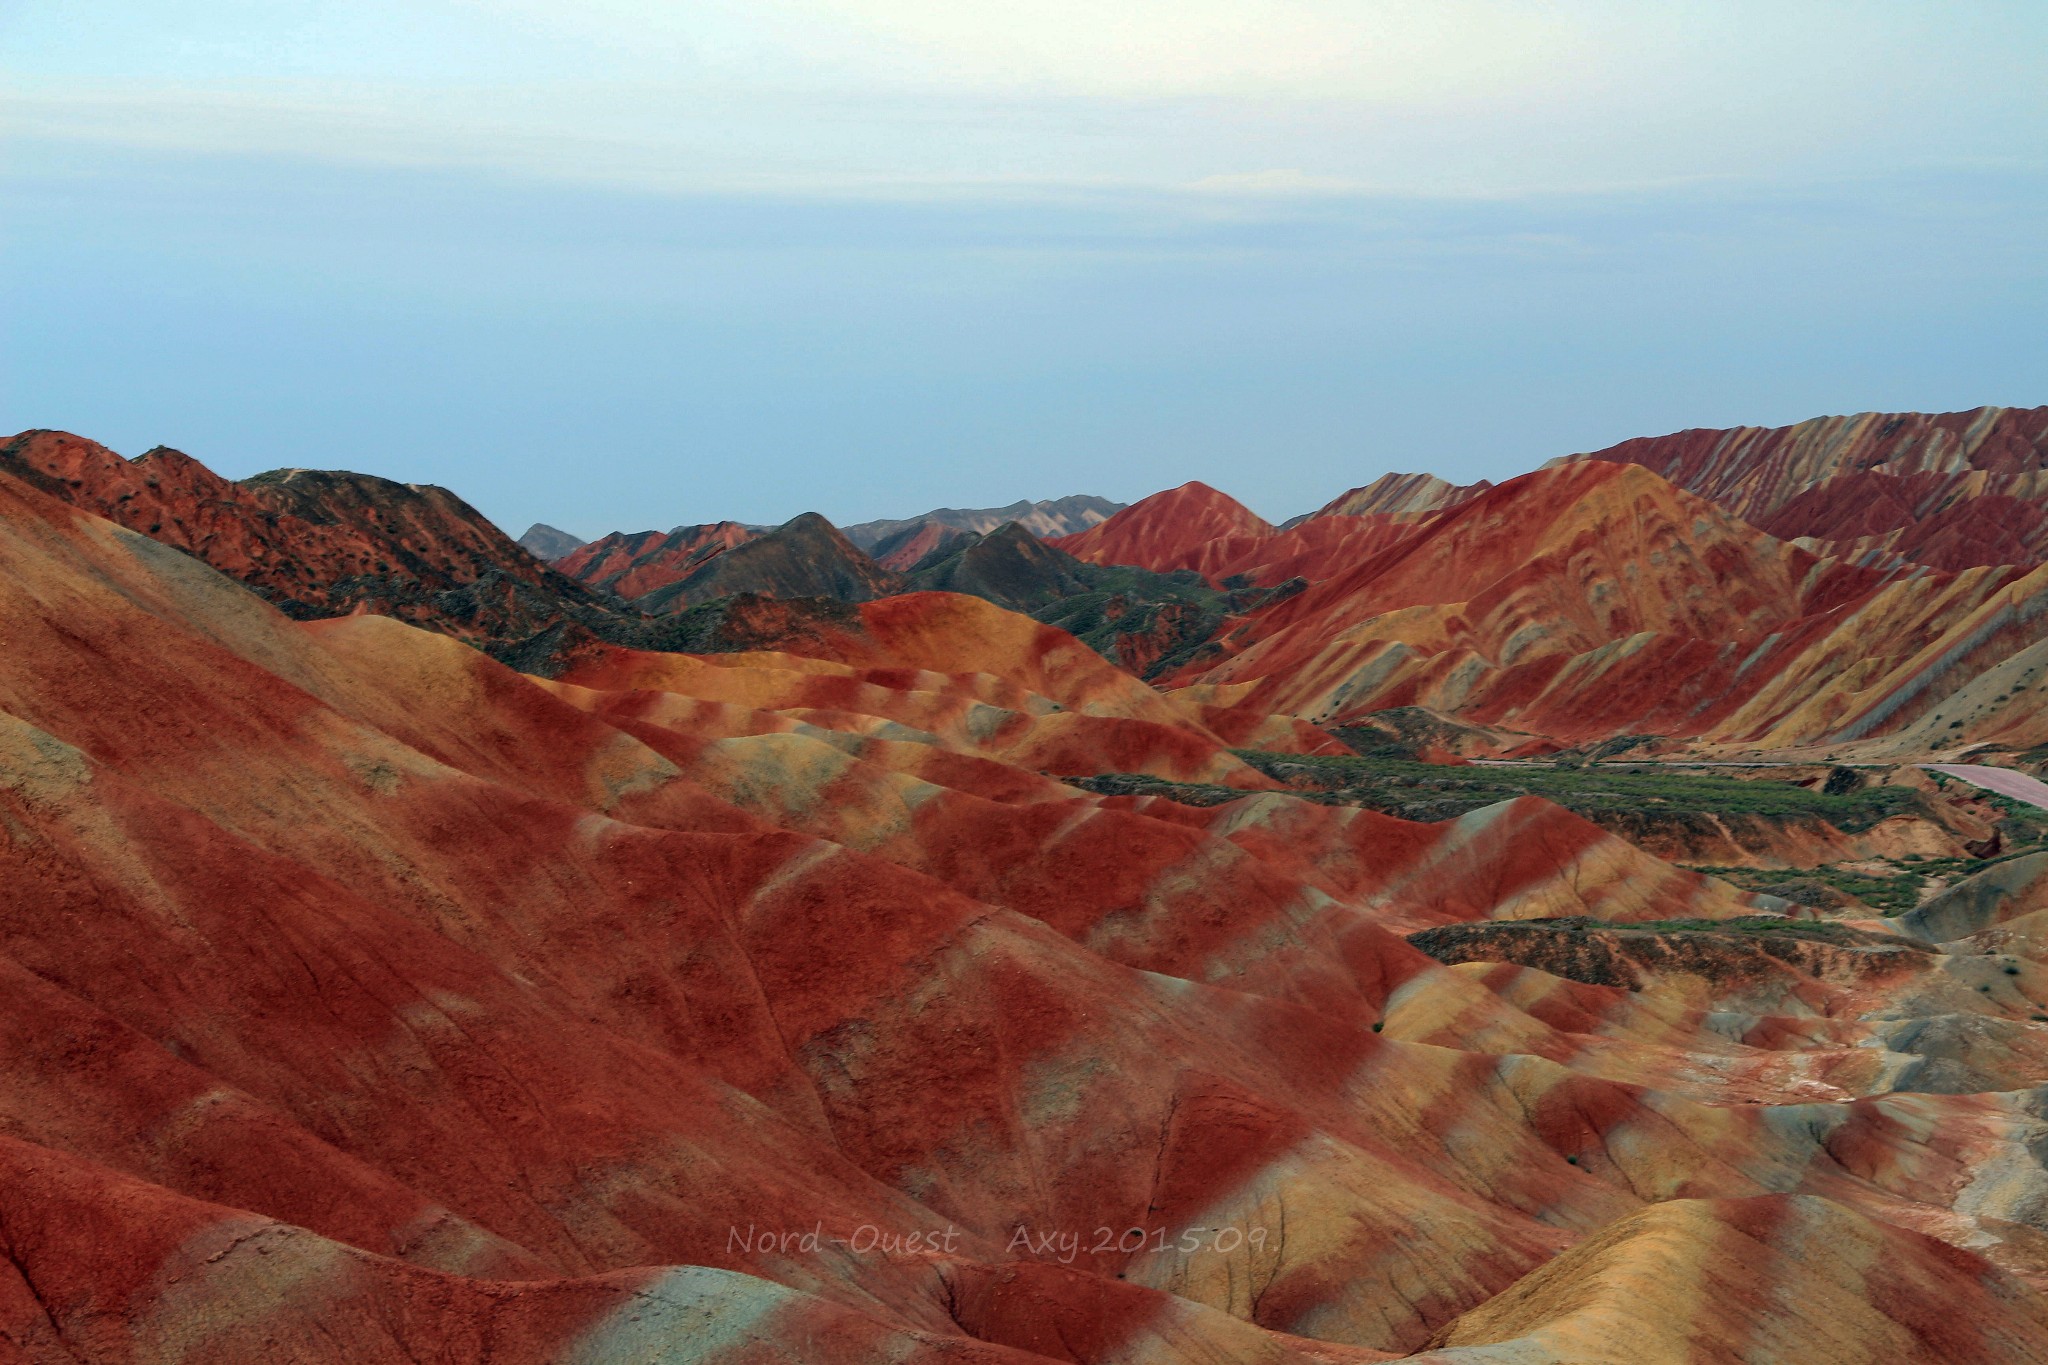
top-left (1161, 460), bottom-right (2048, 757)
top-left (8, 445), bottom-right (2048, 1360)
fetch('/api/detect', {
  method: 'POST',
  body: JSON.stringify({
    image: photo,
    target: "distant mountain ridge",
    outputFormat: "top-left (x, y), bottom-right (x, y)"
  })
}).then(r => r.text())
top-left (1305, 470), bottom-right (1490, 522)
top-left (1574, 405), bottom-right (2048, 571)
top-left (553, 494), bottom-right (1124, 595)
top-left (555, 522), bottom-right (760, 600)
top-left (0, 433), bottom-right (1241, 684)
top-left (1050, 481), bottom-right (1274, 578)
top-left (0, 430), bottom-right (612, 648)
top-left (634, 513), bottom-right (904, 612)
top-left (24, 407), bottom-right (2048, 759)
top-left (551, 510), bottom-right (1262, 679)
top-left (846, 494), bottom-right (1123, 569)
top-left (899, 522), bottom-right (1303, 678)
top-left (517, 523), bottom-right (586, 561)
top-left (1299, 407), bottom-right (2048, 574)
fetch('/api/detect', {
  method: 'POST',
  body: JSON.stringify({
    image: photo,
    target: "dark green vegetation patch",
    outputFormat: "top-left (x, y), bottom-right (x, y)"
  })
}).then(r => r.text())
top-left (1062, 773), bottom-right (1247, 806)
top-left (904, 525), bottom-right (1303, 679)
top-left (1698, 851), bottom-right (2046, 917)
top-left (1230, 751), bottom-right (1926, 831)
top-left (1406, 915), bottom-right (1931, 993)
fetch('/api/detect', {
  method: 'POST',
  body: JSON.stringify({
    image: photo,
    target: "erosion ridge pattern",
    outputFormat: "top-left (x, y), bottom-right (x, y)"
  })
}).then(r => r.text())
top-left (9, 417), bottom-right (2048, 1360)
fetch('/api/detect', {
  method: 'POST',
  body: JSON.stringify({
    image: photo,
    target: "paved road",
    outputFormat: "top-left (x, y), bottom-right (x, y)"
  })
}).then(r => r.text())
top-left (1921, 764), bottom-right (2048, 813)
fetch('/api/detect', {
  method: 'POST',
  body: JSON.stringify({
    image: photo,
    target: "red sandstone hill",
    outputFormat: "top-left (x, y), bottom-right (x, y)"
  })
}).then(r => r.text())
top-left (1014, 450), bottom-right (2048, 758)
top-left (1053, 479), bottom-right (1472, 588)
top-left (527, 410), bottom-right (2048, 757)
top-left (16, 427), bottom-right (2048, 1358)
top-left (1168, 460), bottom-right (1873, 731)
top-left (556, 520), bottom-right (761, 599)
top-left (1052, 480), bottom-right (1277, 579)
top-left (1578, 405), bottom-right (2048, 571)
top-left (14, 439), bottom-right (2048, 1360)
top-left (556, 501), bottom-right (1123, 608)
top-left (0, 435), bottom-right (1273, 711)
top-left (1, 429), bottom-right (566, 605)
top-left (560, 515), bottom-right (905, 613)
top-left (65, 400), bottom-right (2037, 762)
top-left (867, 516), bottom-right (967, 570)
top-left (1309, 470), bottom-right (1492, 521)
top-left (0, 428), bottom-right (611, 646)
top-left (1293, 408), bottom-right (2048, 575)
top-left (1168, 460), bottom-right (2048, 755)
top-left (635, 512), bottom-right (907, 610)
top-left (549, 509), bottom-right (1284, 686)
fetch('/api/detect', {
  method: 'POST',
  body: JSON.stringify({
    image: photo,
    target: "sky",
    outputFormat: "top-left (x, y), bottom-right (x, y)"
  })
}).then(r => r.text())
top-left (4, 3), bottom-right (2045, 537)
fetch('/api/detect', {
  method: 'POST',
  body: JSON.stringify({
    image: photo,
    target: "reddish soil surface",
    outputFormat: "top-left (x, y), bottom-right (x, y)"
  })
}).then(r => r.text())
top-left (10, 431), bottom-right (2048, 1360)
